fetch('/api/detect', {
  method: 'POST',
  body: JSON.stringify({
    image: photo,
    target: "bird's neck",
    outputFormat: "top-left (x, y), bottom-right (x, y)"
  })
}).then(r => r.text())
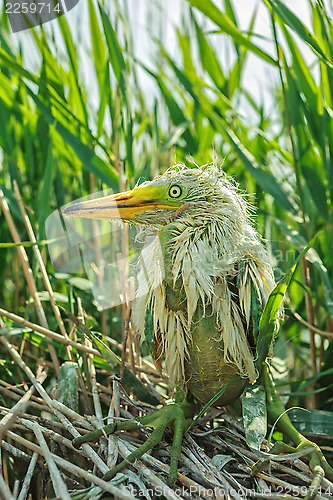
top-left (163, 217), bottom-right (253, 269)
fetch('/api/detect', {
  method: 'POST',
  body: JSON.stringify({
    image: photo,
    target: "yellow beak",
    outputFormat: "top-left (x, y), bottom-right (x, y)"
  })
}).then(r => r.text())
top-left (62, 186), bottom-right (177, 220)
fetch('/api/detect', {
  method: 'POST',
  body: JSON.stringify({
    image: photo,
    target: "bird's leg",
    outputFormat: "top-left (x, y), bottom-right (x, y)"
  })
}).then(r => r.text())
top-left (253, 361), bottom-right (333, 497)
top-left (72, 395), bottom-right (198, 486)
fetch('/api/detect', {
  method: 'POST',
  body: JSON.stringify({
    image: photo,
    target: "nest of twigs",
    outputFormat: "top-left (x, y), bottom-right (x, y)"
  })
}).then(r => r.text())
top-left (1, 339), bottom-right (332, 500)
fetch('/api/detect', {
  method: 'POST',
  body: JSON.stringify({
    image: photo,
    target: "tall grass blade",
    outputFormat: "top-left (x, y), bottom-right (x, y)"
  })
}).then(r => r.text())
top-left (265, 0), bottom-right (333, 68)
top-left (187, 0), bottom-right (277, 65)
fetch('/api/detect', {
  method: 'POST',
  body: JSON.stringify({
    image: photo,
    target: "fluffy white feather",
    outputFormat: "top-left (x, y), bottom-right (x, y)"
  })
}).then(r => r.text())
top-left (132, 164), bottom-right (283, 389)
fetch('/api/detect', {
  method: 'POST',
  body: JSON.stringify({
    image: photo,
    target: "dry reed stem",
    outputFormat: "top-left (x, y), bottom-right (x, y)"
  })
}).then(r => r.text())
top-left (0, 306), bottom-right (158, 381)
top-left (0, 336), bottom-right (109, 473)
top-left (76, 297), bottom-right (94, 415)
top-left (0, 189), bottom-right (60, 374)
top-left (128, 441), bottom-right (214, 498)
top-left (0, 471), bottom-right (16, 500)
top-left (13, 181), bottom-right (68, 343)
top-left (118, 439), bottom-right (183, 500)
top-left (105, 334), bottom-right (161, 375)
top-left (32, 422), bottom-right (72, 499)
top-left (0, 307), bottom-right (102, 357)
top-left (1, 440), bottom-right (40, 466)
top-left (288, 306), bottom-right (333, 339)
top-left (106, 379), bottom-right (120, 469)
top-left (87, 347), bottom-right (103, 423)
top-left (182, 440), bottom-right (241, 500)
top-left (0, 390), bottom-right (49, 413)
top-left (17, 452), bottom-right (38, 500)
top-left (0, 371), bottom-right (47, 443)
top-left (13, 181), bottom-right (92, 406)
top-left (6, 430), bottom-right (136, 499)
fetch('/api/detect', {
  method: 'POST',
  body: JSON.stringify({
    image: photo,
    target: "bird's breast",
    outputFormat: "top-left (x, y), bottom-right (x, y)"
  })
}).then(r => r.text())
top-left (185, 305), bottom-right (248, 406)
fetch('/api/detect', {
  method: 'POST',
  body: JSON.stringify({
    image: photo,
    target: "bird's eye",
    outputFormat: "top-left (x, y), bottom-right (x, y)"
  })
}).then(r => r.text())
top-left (168, 184), bottom-right (183, 199)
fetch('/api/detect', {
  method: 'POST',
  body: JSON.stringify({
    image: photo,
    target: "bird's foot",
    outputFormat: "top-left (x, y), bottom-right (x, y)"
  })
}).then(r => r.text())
top-left (251, 436), bottom-right (333, 499)
top-left (258, 362), bottom-right (333, 498)
top-left (73, 403), bottom-right (191, 486)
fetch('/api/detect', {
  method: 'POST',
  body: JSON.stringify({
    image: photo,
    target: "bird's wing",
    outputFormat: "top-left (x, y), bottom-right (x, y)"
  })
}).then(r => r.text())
top-left (213, 257), bottom-right (273, 383)
top-left (234, 257), bottom-right (274, 347)
top-left (143, 307), bottom-right (163, 374)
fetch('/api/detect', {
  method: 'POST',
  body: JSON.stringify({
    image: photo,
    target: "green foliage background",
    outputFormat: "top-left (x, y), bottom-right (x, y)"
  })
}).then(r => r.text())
top-left (0, 0), bottom-right (333, 433)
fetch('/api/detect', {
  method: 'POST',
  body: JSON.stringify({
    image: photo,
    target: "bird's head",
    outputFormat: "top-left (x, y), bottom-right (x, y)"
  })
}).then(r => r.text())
top-left (63, 164), bottom-right (248, 230)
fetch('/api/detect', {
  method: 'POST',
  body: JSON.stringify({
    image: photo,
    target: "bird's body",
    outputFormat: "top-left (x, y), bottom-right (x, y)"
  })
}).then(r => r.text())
top-left (65, 163), bottom-right (333, 488)
top-left (132, 165), bottom-right (278, 404)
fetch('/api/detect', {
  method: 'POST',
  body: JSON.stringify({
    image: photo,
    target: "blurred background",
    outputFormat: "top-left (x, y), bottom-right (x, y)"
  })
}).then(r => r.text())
top-left (1, 0), bottom-right (333, 491)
